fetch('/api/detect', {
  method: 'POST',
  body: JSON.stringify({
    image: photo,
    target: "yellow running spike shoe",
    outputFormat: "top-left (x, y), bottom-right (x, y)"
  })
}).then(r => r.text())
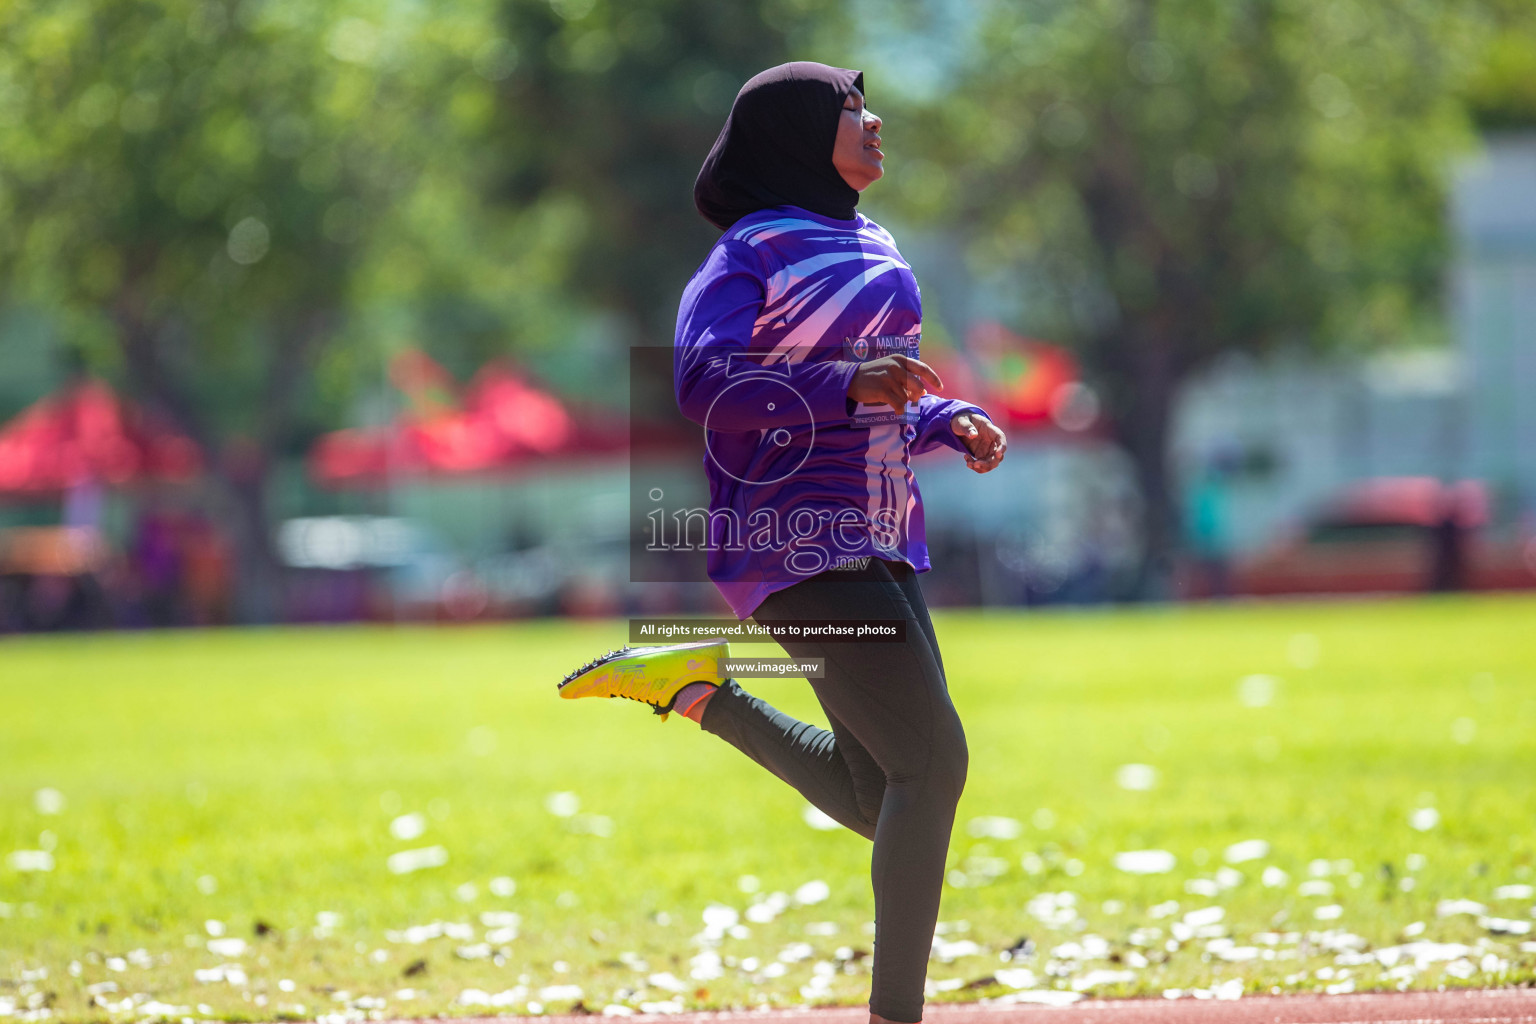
top-left (557, 639), bottom-right (728, 722)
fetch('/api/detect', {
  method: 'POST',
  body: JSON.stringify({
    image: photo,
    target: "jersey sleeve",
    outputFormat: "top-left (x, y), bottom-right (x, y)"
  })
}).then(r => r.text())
top-left (674, 240), bottom-right (860, 432)
top-left (911, 395), bottom-right (991, 456)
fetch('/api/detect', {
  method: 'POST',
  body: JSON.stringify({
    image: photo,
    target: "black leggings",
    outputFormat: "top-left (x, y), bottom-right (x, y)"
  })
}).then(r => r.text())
top-left (699, 559), bottom-right (968, 1023)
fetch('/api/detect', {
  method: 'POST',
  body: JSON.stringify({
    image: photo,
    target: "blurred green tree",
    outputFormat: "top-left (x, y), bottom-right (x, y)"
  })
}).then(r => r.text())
top-left (483, 0), bottom-right (849, 352)
top-left (897, 0), bottom-right (1490, 596)
top-left (0, 0), bottom-right (569, 618)
top-left (1463, 0), bottom-right (1536, 129)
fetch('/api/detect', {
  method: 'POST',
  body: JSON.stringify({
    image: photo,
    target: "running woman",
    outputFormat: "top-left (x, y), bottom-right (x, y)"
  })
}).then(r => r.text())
top-left (559, 62), bottom-right (1006, 1024)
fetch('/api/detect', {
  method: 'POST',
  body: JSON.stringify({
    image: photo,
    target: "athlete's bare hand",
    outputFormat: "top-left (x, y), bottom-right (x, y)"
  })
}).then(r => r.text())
top-left (847, 355), bottom-right (942, 415)
top-left (951, 412), bottom-right (1006, 473)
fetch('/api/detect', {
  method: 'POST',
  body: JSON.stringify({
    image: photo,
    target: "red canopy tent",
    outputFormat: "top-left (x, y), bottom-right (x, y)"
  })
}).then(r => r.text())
top-left (0, 379), bottom-right (202, 498)
top-left (309, 353), bottom-right (619, 487)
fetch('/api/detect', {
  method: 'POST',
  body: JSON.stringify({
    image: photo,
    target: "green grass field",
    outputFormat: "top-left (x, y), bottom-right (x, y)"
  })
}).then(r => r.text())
top-left (3, 596), bottom-right (1535, 1023)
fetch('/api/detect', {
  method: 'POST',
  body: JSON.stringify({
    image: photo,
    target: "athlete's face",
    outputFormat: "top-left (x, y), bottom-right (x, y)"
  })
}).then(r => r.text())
top-left (832, 87), bottom-right (882, 191)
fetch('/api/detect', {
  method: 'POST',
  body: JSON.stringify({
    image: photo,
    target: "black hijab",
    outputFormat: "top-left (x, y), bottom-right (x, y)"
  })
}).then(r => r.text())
top-left (694, 62), bottom-right (865, 231)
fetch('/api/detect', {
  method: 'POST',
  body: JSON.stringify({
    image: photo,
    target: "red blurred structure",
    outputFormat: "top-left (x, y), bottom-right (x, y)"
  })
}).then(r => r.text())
top-left (309, 351), bottom-right (620, 487)
top-left (0, 378), bottom-right (202, 497)
top-left (1218, 477), bottom-right (1536, 597)
top-left (964, 321), bottom-right (1083, 428)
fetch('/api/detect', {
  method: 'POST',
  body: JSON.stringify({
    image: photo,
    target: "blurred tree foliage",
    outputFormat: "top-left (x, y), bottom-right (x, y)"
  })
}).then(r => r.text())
top-left (895, 0), bottom-right (1494, 595)
top-left (483, 0), bottom-right (846, 347)
top-left (0, 0), bottom-right (549, 616)
top-left (1463, 0), bottom-right (1536, 129)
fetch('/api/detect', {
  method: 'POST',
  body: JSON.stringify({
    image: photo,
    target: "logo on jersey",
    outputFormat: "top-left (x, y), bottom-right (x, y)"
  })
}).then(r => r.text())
top-left (844, 334), bottom-right (918, 361)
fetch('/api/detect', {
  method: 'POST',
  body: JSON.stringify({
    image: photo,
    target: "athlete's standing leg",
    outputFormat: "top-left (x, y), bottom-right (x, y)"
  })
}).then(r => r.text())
top-left (692, 559), bottom-right (967, 1024)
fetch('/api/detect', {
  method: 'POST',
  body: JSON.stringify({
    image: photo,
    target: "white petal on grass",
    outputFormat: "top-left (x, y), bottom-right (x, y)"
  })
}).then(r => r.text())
top-left (480, 911), bottom-right (519, 929)
top-left (1028, 891), bottom-right (1082, 929)
top-left (1437, 899), bottom-right (1487, 917)
top-left (387, 846), bottom-right (449, 875)
top-left (701, 903), bottom-right (738, 930)
top-left (1299, 880), bottom-right (1335, 897)
top-left (34, 788), bottom-right (66, 815)
top-left (1207, 940), bottom-right (1259, 963)
top-left (1261, 866), bottom-right (1289, 887)
top-left (1183, 906), bottom-right (1225, 928)
top-left (646, 971), bottom-right (685, 993)
top-left (1478, 916), bottom-right (1531, 935)
top-left (538, 984), bottom-right (583, 1002)
top-left (1409, 807), bottom-right (1440, 831)
top-left (991, 990), bottom-right (1083, 1007)
top-left (1225, 839), bottom-right (1270, 864)
top-left (1072, 969), bottom-right (1137, 991)
top-left (1494, 884), bottom-right (1534, 900)
top-left (1115, 850), bottom-right (1176, 875)
top-left (1185, 879), bottom-right (1220, 897)
top-left (545, 791), bottom-right (580, 817)
top-left (1215, 866), bottom-right (1244, 889)
top-left (993, 967), bottom-right (1037, 989)
top-left (489, 875), bottom-right (516, 897)
top-left (1115, 763), bottom-right (1158, 791)
top-left (207, 938), bottom-right (247, 958)
top-left (390, 813), bottom-right (427, 840)
top-left (778, 941), bottom-right (814, 963)
top-left (931, 938), bottom-right (983, 962)
top-left (638, 998), bottom-right (685, 1014)
top-left (802, 805), bottom-right (840, 830)
top-left (794, 879), bottom-right (830, 905)
top-left (1236, 675), bottom-right (1280, 708)
top-left (688, 950), bottom-right (723, 980)
top-left (1314, 904), bottom-right (1344, 921)
top-left (7, 847), bottom-right (53, 872)
top-left (6, 851), bottom-right (53, 872)
top-left (193, 965), bottom-right (247, 986)
top-left (603, 1005), bottom-right (635, 1016)
top-left (967, 816), bottom-right (1024, 840)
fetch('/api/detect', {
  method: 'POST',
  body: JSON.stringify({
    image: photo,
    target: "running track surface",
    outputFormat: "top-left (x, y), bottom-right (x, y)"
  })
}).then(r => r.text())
top-left (438, 989), bottom-right (1536, 1024)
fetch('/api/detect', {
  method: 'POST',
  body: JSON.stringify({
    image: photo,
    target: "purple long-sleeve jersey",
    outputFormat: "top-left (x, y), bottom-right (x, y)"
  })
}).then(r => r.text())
top-left (674, 205), bottom-right (986, 619)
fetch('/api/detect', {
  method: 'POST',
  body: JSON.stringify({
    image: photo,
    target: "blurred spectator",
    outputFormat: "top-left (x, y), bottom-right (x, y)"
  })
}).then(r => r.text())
top-left (129, 502), bottom-right (186, 627)
top-left (1185, 455), bottom-right (1236, 598)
